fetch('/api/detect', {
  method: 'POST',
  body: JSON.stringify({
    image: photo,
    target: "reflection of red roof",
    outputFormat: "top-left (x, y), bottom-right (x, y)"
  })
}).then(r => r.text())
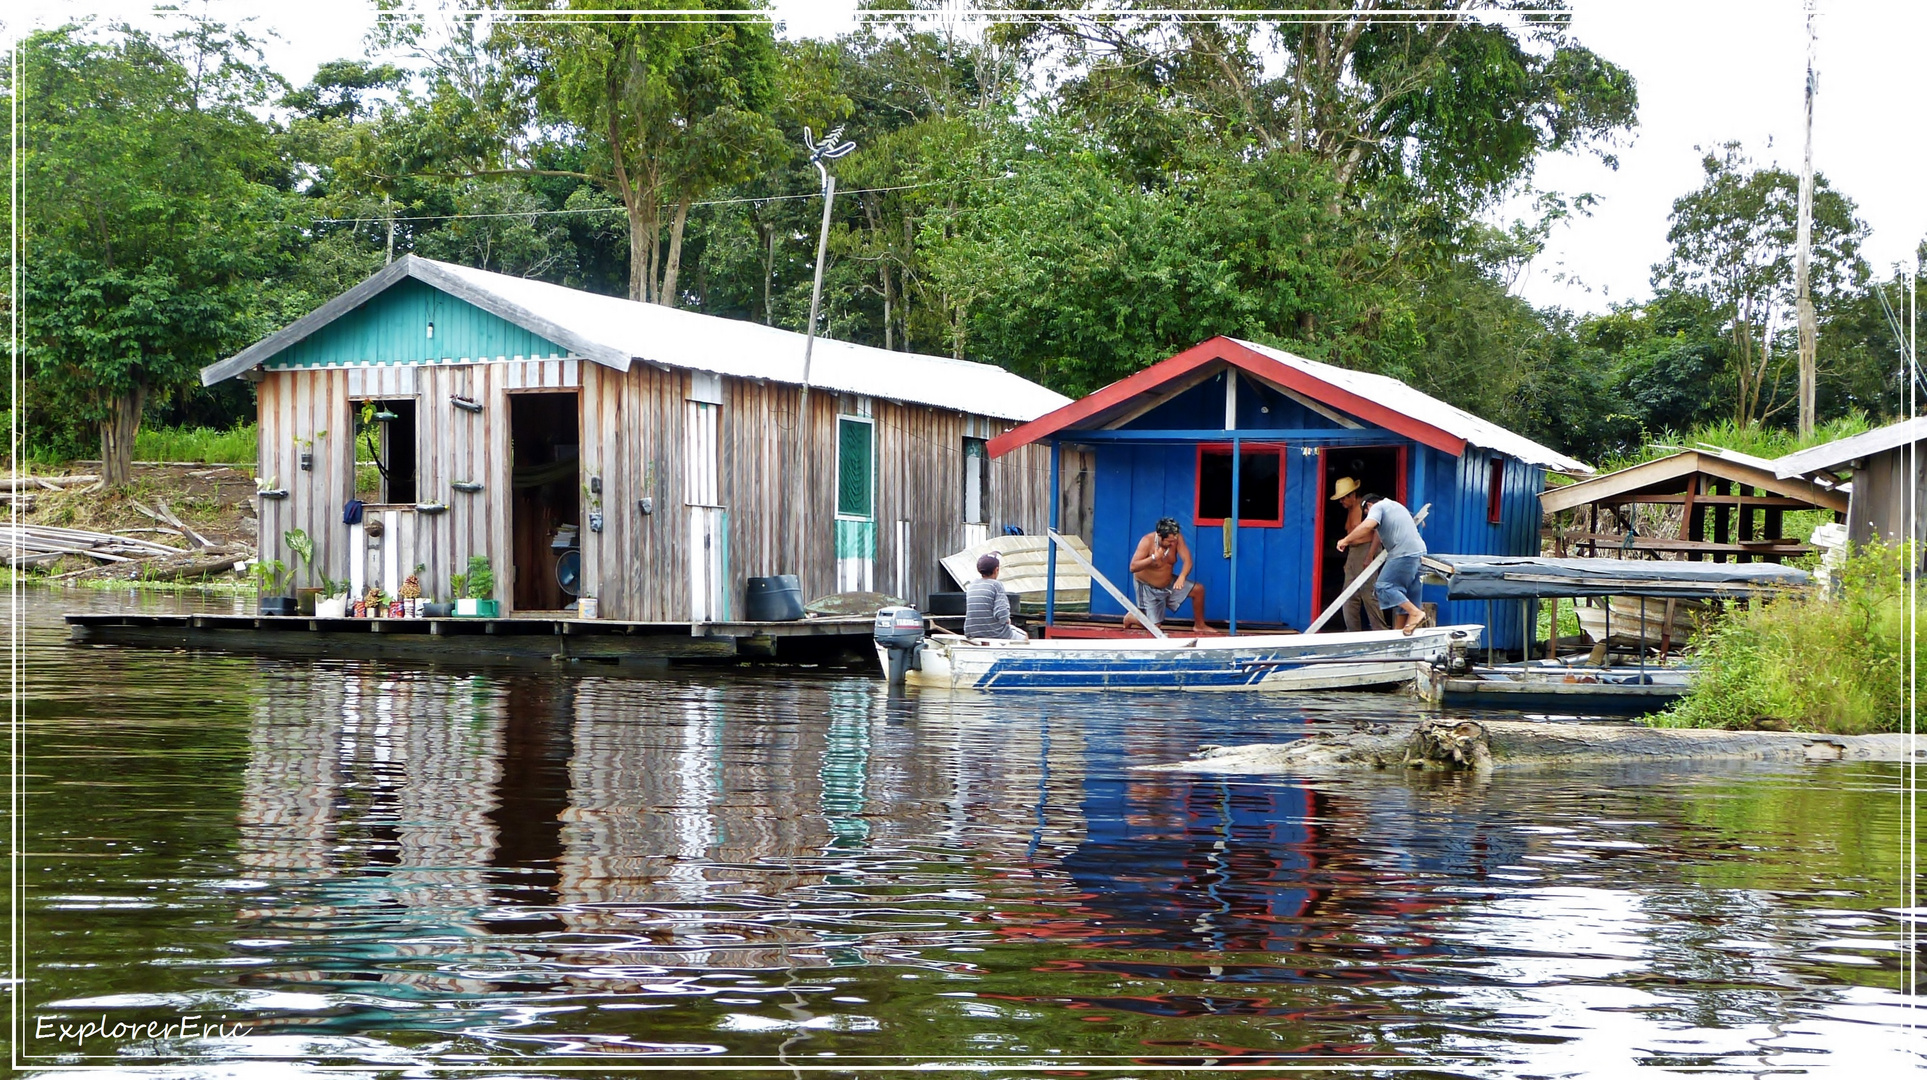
top-left (988, 335), bottom-right (1591, 472)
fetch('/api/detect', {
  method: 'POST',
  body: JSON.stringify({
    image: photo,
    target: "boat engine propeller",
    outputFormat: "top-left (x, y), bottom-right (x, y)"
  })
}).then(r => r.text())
top-left (874, 606), bottom-right (925, 684)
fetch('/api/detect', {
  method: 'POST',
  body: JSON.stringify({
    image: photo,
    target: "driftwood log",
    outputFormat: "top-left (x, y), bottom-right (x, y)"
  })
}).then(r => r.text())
top-left (1142, 720), bottom-right (1918, 774)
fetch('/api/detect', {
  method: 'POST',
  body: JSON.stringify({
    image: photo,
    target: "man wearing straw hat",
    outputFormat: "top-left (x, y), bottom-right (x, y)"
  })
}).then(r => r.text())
top-left (1330, 477), bottom-right (1387, 633)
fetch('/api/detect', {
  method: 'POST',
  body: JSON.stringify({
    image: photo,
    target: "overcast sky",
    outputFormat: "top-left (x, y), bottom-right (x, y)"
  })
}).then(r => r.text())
top-left (14, 1), bottom-right (1923, 316)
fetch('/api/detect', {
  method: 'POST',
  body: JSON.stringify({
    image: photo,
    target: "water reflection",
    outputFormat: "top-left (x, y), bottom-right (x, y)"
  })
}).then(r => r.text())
top-left (15, 587), bottom-right (1922, 1071)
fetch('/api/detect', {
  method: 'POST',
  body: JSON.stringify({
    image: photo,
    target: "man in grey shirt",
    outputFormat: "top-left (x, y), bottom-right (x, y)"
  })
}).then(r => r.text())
top-left (963, 552), bottom-right (1028, 640)
top-left (1336, 494), bottom-right (1429, 634)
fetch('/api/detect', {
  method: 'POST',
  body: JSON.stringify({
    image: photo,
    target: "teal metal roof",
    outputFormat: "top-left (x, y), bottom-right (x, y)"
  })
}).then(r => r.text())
top-left (262, 277), bottom-right (565, 369)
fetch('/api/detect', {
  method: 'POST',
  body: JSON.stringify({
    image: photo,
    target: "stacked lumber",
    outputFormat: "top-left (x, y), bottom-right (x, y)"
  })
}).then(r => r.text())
top-left (0, 524), bottom-right (186, 568)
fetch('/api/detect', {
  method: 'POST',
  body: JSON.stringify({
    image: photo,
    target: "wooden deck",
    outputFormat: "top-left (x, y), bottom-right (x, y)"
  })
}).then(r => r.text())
top-left (66, 612), bottom-right (889, 668)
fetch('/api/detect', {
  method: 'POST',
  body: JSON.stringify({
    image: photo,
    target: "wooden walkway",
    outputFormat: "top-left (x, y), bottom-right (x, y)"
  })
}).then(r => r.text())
top-left (66, 612), bottom-right (892, 668)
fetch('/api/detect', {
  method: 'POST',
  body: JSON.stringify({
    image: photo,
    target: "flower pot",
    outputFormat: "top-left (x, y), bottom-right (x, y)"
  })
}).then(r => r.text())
top-left (455, 598), bottom-right (480, 617)
top-left (352, 598), bottom-right (368, 618)
top-left (297, 587), bottom-right (324, 616)
top-left (259, 596), bottom-right (297, 616)
top-left (315, 597), bottom-right (348, 619)
top-left (422, 602), bottom-right (454, 618)
top-left (299, 451), bottom-right (313, 471)
top-left (475, 599), bottom-right (500, 618)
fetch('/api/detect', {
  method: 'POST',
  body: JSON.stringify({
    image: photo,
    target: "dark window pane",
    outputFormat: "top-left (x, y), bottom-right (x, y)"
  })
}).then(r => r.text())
top-left (1196, 448), bottom-right (1281, 523)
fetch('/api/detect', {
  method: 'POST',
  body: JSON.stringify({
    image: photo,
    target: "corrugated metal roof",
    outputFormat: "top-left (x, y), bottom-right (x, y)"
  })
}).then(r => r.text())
top-left (202, 256), bottom-right (1070, 423)
top-left (1773, 416), bottom-right (1927, 477)
top-left (1230, 339), bottom-right (1592, 473)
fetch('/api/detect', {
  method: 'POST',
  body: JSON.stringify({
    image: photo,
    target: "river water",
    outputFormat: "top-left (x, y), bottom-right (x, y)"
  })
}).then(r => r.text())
top-left (11, 587), bottom-right (1923, 1074)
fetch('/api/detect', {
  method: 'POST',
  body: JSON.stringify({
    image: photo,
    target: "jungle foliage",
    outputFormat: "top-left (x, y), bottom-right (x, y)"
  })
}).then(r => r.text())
top-left (5, 2), bottom-right (1921, 479)
top-left (1660, 543), bottom-right (1924, 735)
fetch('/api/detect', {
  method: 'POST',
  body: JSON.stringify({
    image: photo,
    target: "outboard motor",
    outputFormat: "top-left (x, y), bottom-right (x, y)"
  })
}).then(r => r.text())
top-left (874, 606), bottom-right (925, 685)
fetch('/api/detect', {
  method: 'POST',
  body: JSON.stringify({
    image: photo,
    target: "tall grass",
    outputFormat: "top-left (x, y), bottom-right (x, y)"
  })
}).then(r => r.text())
top-left (1658, 543), bottom-right (1923, 734)
top-left (131, 423), bottom-right (258, 464)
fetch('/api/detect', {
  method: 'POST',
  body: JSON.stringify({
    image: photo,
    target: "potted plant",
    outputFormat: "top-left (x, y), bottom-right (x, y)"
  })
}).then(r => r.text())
top-left (286, 528), bottom-right (322, 614)
top-left (315, 576), bottom-right (349, 619)
top-left (251, 558), bottom-right (295, 615)
top-left (456, 556), bottom-right (498, 617)
top-left (293, 430), bottom-right (325, 472)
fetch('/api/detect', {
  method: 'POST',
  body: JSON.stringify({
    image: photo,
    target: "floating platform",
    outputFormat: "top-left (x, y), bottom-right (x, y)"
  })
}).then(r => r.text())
top-left (65, 612), bottom-right (915, 668)
top-left (1420, 664), bottom-right (1691, 715)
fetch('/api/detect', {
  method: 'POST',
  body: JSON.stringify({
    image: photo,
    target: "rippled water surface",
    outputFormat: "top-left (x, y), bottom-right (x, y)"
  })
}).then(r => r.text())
top-left (12, 587), bottom-right (1924, 1074)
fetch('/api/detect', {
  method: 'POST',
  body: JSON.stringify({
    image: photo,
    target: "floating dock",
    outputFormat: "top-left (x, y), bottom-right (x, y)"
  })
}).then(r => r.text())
top-left (65, 612), bottom-right (915, 668)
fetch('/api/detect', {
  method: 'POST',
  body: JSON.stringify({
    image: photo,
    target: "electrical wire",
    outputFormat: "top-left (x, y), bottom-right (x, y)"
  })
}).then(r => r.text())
top-left (312, 174), bottom-right (1011, 227)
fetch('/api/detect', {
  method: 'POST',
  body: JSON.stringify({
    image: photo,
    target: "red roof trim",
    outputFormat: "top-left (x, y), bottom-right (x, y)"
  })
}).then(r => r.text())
top-left (986, 336), bottom-right (1468, 459)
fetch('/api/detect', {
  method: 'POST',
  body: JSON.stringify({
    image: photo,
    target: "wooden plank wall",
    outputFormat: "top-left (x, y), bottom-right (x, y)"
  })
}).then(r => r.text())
top-left (265, 362), bottom-right (1053, 621)
top-left (255, 369), bottom-right (352, 590)
top-left (259, 364), bottom-right (514, 606)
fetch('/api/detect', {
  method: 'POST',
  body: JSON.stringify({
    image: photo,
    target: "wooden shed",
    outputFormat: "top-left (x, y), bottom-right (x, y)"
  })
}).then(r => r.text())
top-left (1539, 447), bottom-right (1847, 562)
top-left (987, 336), bottom-right (1591, 650)
top-left (201, 256), bottom-right (1068, 621)
top-left (1773, 417), bottom-right (1926, 549)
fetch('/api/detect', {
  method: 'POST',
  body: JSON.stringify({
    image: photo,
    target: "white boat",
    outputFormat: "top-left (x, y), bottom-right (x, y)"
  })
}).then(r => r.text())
top-left (880, 624), bottom-right (1482, 692)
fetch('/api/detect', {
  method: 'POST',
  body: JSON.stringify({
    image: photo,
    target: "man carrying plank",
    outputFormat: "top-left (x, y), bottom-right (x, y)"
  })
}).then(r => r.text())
top-left (1337, 494), bottom-right (1429, 634)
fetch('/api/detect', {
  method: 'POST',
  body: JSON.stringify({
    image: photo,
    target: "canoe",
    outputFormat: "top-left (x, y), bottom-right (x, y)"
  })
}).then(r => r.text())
top-left (884, 624), bottom-right (1482, 692)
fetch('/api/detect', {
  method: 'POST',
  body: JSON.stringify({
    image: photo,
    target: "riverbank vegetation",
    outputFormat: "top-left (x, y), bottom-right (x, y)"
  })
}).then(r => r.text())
top-left (4, 3), bottom-right (1920, 481)
top-left (1661, 543), bottom-right (1923, 735)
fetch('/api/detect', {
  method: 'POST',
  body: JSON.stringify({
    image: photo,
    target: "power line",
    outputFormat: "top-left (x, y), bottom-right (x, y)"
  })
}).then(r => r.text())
top-left (311, 173), bottom-right (1011, 227)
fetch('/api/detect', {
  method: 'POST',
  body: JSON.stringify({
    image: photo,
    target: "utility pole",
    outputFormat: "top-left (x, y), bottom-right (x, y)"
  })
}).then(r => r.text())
top-left (384, 191), bottom-right (395, 266)
top-left (1795, 0), bottom-right (1819, 436)
top-left (799, 125), bottom-right (857, 404)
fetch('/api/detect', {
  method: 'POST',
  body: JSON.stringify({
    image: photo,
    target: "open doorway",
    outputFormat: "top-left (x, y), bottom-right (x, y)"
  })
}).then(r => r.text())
top-left (1312, 445), bottom-right (1405, 629)
top-left (510, 392), bottom-right (580, 612)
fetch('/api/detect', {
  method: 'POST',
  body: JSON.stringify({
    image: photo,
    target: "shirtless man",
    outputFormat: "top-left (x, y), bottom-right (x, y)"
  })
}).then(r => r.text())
top-left (1124, 517), bottom-right (1208, 633)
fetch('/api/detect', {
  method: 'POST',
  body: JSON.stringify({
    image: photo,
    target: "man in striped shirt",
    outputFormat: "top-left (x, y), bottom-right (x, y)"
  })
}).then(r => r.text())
top-left (964, 552), bottom-right (1028, 640)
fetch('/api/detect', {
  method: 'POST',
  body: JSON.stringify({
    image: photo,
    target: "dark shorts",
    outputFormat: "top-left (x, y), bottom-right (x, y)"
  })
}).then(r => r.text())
top-left (1374, 554), bottom-right (1422, 610)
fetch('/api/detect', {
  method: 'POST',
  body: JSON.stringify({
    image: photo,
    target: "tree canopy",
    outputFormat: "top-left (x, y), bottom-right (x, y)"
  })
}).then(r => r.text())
top-left (9, 2), bottom-right (1920, 477)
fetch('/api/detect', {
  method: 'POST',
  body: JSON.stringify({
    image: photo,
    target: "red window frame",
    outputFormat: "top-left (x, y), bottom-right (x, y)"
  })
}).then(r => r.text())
top-left (1193, 442), bottom-right (1286, 528)
top-left (1487, 457), bottom-right (1505, 523)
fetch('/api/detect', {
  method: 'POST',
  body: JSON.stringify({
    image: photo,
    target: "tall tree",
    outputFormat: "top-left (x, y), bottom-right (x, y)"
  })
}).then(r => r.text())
top-left (13, 20), bottom-right (292, 485)
top-left (1655, 143), bottom-right (1867, 428)
top-left (425, 0), bottom-right (797, 304)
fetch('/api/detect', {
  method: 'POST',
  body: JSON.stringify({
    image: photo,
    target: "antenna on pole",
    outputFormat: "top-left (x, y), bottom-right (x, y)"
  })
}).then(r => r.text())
top-left (1795, 0), bottom-right (1819, 436)
top-left (798, 125), bottom-right (857, 405)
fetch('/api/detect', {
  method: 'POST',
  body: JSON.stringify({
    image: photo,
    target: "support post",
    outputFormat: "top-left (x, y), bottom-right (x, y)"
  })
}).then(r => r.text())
top-left (1228, 435), bottom-right (1239, 636)
top-left (1047, 440), bottom-right (1060, 631)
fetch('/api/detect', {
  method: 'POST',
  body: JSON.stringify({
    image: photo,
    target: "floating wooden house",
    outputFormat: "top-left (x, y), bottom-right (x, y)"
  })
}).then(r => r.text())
top-left (988, 336), bottom-right (1590, 649)
top-left (201, 256), bottom-right (1068, 621)
top-left (1773, 417), bottom-right (1926, 549)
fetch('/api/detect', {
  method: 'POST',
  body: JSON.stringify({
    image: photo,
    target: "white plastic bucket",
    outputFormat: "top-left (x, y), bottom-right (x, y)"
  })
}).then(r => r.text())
top-left (578, 596), bottom-right (598, 619)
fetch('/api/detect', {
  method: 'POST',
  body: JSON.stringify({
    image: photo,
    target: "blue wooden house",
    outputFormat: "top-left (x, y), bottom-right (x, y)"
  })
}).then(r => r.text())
top-left (988, 337), bottom-right (1592, 650)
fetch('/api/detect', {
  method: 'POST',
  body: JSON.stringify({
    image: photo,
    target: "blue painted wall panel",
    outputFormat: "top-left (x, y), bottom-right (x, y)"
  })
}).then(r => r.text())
top-left (265, 277), bottom-right (566, 369)
top-left (1077, 369), bottom-right (1549, 647)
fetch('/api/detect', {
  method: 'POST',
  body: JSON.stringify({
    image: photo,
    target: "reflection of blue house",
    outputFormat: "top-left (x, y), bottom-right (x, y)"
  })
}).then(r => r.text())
top-left (989, 337), bottom-right (1591, 650)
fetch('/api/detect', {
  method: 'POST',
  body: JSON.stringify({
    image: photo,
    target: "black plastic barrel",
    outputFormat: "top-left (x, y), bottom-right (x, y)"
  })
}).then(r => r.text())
top-left (745, 574), bottom-right (805, 621)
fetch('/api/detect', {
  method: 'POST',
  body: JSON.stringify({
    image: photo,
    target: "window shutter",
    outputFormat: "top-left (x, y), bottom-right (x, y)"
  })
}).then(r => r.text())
top-left (837, 418), bottom-right (873, 518)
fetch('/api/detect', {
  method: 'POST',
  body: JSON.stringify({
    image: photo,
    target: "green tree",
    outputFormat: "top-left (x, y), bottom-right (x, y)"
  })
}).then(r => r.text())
top-left (1655, 143), bottom-right (1868, 429)
top-left (458, 0), bottom-right (798, 304)
top-left (13, 20), bottom-right (293, 485)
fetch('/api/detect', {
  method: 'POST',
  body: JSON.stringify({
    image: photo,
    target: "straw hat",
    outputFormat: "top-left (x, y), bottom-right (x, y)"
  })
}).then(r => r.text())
top-left (1330, 476), bottom-right (1361, 501)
